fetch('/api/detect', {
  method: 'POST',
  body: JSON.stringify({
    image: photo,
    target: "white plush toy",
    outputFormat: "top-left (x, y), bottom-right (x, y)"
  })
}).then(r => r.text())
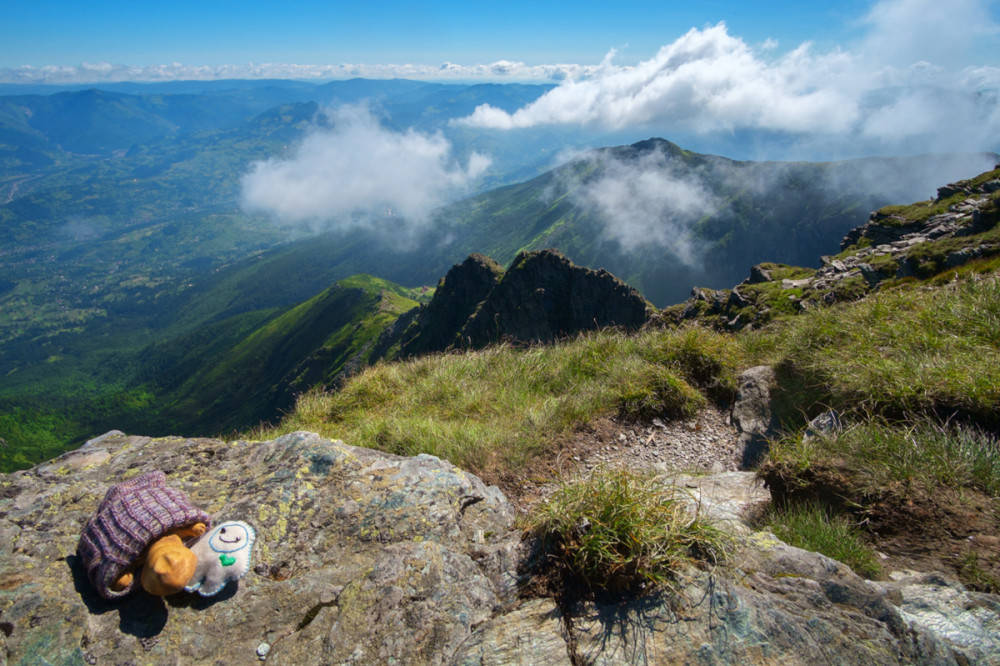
top-left (185, 520), bottom-right (256, 596)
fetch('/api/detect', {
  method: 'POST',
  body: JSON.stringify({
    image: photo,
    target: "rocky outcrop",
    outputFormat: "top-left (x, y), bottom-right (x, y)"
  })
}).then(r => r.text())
top-left (659, 166), bottom-right (1000, 332)
top-left (3, 433), bottom-right (999, 664)
top-left (384, 249), bottom-right (652, 357)
top-left (840, 170), bottom-right (1000, 251)
top-left (395, 254), bottom-right (504, 357)
top-left (816, 168), bottom-right (999, 292)
top-left (460, 249), bottom-right (651, 347)
top-left (0, 431), bottom-right (521, 665)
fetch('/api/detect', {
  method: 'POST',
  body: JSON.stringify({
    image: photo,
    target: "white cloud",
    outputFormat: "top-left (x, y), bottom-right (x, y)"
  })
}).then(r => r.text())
top-left (566, 147), bottom-right (715, 263)
top-left (860, 0), bottom-right (1000, 69)
top-left (239, 105), bottom-right (490, 236)
top-left (456, 0), bottom-right (1000, 154)
top-left (0, 60), bottom-right (603, 85)
top-left (456, 24), bottom-right (860, 133)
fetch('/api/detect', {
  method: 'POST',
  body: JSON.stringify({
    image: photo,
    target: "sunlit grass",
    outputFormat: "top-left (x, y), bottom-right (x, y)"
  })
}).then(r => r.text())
top-left (761, 501), bottom-right (882, 579)
top-left (247, 326), bottom-right (744, 480)
top-left (766, 417), bottom-right (1000, 497)
top-left (745, 275), bottom-right (1000, 423)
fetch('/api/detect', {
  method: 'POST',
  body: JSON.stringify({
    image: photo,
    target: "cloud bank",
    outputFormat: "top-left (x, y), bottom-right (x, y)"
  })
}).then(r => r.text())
top-left (459, 25), bottom-right (859, 134)
top-left (457, 0), bottom-right (1000, 154)
top-left (0, 60), bottom-right (602, 85)
top-left (240, 105), bottom-right (489, 236)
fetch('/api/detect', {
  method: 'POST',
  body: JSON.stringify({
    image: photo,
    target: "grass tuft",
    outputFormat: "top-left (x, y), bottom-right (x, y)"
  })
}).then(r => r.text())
top-left (766, 417), bottom-right (1000, 497)
top-left (524, 467), bottom-right (731, 594)
top-left (761, 501), bottom-right (882, 579)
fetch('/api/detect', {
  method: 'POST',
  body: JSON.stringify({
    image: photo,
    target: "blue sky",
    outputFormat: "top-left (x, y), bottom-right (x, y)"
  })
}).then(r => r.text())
top-left (3, 0), bottom-right (994, 79)
top-left (1, 1), bottom-right (865, 67)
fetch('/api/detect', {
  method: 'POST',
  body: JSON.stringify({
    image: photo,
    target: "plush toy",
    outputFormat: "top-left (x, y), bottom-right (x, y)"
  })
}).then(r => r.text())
top-left (185, 520), bottom-right (256, 596)
top-left (77, 471), bottom-right (211, 599)
top-left (132, 522), bottom-right (207, 595)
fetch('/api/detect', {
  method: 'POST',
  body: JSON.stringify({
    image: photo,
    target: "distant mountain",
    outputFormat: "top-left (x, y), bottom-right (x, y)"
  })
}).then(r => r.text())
top-left (0, 79), bottom-right (555, 160)
top-left (426, 139), bottom-right (999, 305)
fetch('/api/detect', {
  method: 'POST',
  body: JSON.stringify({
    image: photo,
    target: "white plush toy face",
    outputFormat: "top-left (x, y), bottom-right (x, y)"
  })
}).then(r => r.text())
top-left (209, 523), bottom-right (252, 554)
top-left (185, 520), bottom-right (256, 597)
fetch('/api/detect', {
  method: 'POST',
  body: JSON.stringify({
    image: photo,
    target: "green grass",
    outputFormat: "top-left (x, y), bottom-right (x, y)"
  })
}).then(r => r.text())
top-left (766, 417), bottom-right (1000, 497)
top-left (874, 197), bottom-right (962, 226)
top-left (957, 552), bottom-right (1000, 594)
top-left (248, 326), bottom-right (744, 480)
top-left (524, 467), bottom-right (731, 593)
top-left (748, 275), bottom-right (1000, 424)
top-left (761, 501), bottom-right (882, 579)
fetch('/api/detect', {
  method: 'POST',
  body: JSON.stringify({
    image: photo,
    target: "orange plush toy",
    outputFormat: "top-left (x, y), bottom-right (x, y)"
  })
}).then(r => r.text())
top-left (114, 522), bottom-right (208, 596)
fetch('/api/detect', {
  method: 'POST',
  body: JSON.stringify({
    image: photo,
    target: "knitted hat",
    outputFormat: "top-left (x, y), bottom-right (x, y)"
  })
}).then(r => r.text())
top-left (78, 471), bottom-right (211, 600)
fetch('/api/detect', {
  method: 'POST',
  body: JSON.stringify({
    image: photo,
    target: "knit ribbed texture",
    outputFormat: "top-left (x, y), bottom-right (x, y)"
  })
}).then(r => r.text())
top-left (77, 471), bottom-right (211, 599)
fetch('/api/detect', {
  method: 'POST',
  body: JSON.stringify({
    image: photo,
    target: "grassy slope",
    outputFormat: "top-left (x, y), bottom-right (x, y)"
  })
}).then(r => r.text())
top-left (0, 274), bottom-right (425, 470)
top-left (153, 275), bottom-right (425, 436)
top-left (254, 271), bottom-right (999, 483)
top-left (250, 326), bottom-right (743, 479)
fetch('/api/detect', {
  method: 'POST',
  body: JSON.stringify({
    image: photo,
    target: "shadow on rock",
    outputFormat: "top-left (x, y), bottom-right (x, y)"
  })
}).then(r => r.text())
top-left (118, 594), bottom-right (168, 638)
top-left (579, 591), bottom-right (675, 664)
top-left (67, 553), bottom-right (117, 615)
top-left (68, 553), bottom-right (169, 638)
top-left (167, 580), bottom-right (240, 610)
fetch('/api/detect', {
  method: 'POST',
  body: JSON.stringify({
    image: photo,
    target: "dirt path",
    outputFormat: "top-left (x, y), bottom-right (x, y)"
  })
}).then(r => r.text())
top-left (504, 405), bottom-right (743, 514)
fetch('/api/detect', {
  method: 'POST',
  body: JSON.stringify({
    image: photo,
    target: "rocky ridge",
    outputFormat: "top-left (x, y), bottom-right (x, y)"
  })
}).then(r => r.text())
top-left (383, 249), bottom-right (652, 358)
top-left (661, 165), bottom-right (1000, 331)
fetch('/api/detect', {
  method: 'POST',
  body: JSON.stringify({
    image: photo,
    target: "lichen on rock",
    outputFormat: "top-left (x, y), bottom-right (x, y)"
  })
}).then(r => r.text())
top-left (0, 431), bottom-right (521, 665)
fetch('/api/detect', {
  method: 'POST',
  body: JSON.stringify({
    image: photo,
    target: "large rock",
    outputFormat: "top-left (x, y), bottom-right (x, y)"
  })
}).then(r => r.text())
top-left (0, 431), bottom-right (521, 665)
top-left (460, 249), bottom-right (652, 347)
top-left (731, 365), bottom-right (779, 468)
top-left (491, 472), bottom-right (1000, 665)
top-left (3, 435), bottom-right (999, 665)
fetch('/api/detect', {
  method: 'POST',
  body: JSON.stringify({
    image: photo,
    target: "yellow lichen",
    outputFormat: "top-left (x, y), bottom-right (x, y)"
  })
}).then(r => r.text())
top-left (748, 532), bottom-right (783, 550)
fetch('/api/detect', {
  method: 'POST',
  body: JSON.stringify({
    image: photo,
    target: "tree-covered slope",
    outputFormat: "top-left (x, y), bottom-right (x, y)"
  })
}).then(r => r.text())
top-left (137, 275), bottom-right (426, 436)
